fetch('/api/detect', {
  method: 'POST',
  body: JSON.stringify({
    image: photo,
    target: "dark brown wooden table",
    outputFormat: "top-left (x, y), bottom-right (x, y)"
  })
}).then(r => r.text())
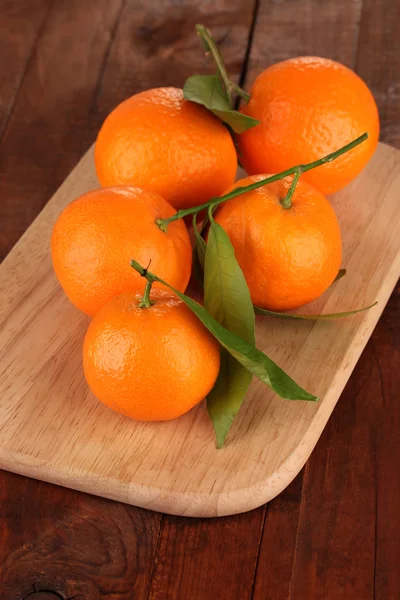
top-left (1, 1), bottom-right (399, 598)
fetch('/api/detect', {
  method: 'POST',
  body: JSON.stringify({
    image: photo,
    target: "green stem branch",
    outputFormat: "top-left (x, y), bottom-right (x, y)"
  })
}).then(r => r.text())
top-left (196, 24), bottom-right (233, 105)
top-left (281, 169), bottom-right (301, 209)
top-left (138, 280), bottom-right (154, 308)
top-left (155, 133), bottom-right (368, 232)
top-left (231, 81), bottom-right (250, 103)
top-left (132, 259), bottom-right (162, 288)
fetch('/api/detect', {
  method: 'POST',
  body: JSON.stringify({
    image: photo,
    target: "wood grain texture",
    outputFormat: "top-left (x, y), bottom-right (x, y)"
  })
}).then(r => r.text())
top-left (252, 474), bottom-right (304, 599)
top-left (354, 4), bottom-right (400, 599)
top-left (356, 0), bottom-right (400, 147)
top-left (243, 0), bottom-right (364, 87)
top-left (146, 508), bottom-right (265, 600)
top-left (282, 360), bottom-right (379, 600)
top-left (0, 0), bottom-right (52, 140)
top-left (371, 290), bottom-right (400, 600)
top-left (0, 471), bottom-right (161, 599)
top-left (0, 142), bottom-right (399, 519)
top-left (0, 0), bottom-right (125, 262)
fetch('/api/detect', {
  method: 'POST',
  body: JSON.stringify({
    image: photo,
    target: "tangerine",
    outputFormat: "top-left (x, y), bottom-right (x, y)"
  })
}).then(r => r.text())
top-left (238, 57), bottom-right (379, 195)
top-left (51, 186), bottom-right (191, 316)
top-left (95, 87), bottom-right (237, 210)
top-left (83, 289), bottom-right (221, 421)
top-left (214, 175), bottom-right (342, 311)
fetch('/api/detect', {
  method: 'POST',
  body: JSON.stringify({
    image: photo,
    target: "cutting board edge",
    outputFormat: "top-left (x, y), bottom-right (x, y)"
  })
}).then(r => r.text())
top-left (0, 446), bottom-right (309, 517)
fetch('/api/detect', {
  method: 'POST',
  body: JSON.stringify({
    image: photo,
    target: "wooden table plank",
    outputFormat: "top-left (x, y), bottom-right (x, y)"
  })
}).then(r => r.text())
top-left (243, 0), bottom-right (363, 87)
top-left (0, 0), bottom-right (125, 261)
top-left (355, 4), bottom-right (400, 599)
top-left (249, 2), bottom-right (400, 599)
top-left (0, 0), bottom-right (52, 140)
top-left (0, 1), bottom-right (262, 598)
top-left (251, 475), bottom-right (304, 599)
top-left (371, 291), bottom-right (400, 600)
top-left (356, 2), bottom-right (400, 147)
top-left (284, 362), bottom-right (379, 600)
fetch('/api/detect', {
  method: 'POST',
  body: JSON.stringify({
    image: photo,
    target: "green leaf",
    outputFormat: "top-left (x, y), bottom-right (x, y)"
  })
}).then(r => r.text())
top-left (206, 351), bottom-right (253, 448)
top-left (204, 220), bottom-right (255, 447)
top-left (183, 74), bottom-right (259, 133)
top-left (184, 74), bottom-right (230, 111)
top-left (204, 221), bottom-right (255, 339)
top-left (212, 108), bottom-right (260, 134)
top-left (130, 261), bottom-right (318, 404)
top-left (184, 296), bottom-right (316, 400)
top-left (254, 301), bottom-right (377, 321)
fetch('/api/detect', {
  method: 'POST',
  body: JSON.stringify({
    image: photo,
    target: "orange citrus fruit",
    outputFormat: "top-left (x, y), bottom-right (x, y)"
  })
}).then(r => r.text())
top-left (51, 187), bottom-right (192, 316)
top-left (83, 290), bottom-right (221, 421)
top-left (238, 57), bottom-right (380, 195)
top-left (95, 87), bottom-right (237, 210)
top-left (214, 175), bottom-right (342, 311)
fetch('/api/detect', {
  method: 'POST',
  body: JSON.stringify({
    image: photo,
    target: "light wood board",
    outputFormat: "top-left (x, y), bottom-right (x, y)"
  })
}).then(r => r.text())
top-left (0, 143), bottom-right (399, 517)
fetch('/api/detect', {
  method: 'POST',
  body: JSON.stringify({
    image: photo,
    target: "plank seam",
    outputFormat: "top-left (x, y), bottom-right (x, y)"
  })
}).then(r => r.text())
top-left (373, 459), bottom-right (378, 600)
top-left (249, 504), bottom-right (269, 600)
top-left (89, 0), bottom-right (129, 125)
top-left (144, 514), bottom-right (164, 600)
top-left (288, 466), bottom-right (309, 600)
top-left (353, 0), bottom-right (366, 71)
top-left (235, 0), bottom-right (261, 107)
top-left (0, 0), bottom-right (55, 147)
top-left (371, 337), bottom-right (383, 600)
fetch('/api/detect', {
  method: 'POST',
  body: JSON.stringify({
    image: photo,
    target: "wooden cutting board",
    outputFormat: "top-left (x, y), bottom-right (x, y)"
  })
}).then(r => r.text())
top-left (0, 143), bottom-right (399, 517)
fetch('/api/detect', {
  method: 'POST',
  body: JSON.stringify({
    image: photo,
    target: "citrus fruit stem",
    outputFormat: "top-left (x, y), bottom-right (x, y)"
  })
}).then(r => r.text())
top-left (155, 218), bottom-right (168, 233)
top-left (231, 81), bottom-right (251, 103)
top-left (156, 132), bottom-right (368, 232)
top-left (195, 24), bottom-right (250, 104)
top-left (196, 24), bottom-right (232, 105)
top-left (131, 259), bottom-right (157, 283)
top-left (139, 280), bottom-right (154, 309)
top-left (280, 169), bottom-right (301, 209)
